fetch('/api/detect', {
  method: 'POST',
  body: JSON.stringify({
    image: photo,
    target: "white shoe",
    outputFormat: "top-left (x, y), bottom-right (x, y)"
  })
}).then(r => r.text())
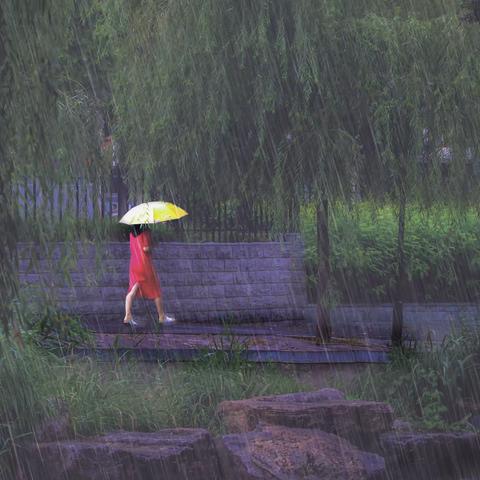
top-left (159, 315), bottom-right (176, 324)
top-left (124, 318), bottom-right (138, 327)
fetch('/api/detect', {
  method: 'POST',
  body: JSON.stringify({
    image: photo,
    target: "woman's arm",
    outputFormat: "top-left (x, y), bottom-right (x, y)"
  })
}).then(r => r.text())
top-left (142, 231), bottom-right (152, 253)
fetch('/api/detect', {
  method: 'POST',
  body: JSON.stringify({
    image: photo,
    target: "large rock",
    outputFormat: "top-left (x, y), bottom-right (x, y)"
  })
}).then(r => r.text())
top-left (22, 429), bottom-right (221, 480)
top-left (217, 389), bottom-right (393, 447)
top-left (216, 424), bottom-right (386, 479)
top-left (33, 399), bottom-right (72, 443)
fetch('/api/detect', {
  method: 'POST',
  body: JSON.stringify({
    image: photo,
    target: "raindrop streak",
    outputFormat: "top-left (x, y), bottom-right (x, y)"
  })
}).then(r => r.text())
top-left (1, 1), bottom-right (480, 479)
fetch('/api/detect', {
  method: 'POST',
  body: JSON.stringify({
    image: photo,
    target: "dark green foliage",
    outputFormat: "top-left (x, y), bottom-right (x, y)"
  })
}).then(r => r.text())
top-left (344, 326), bottom-right (480, 431)
top-left (104, 0), bottom-right (480, 208)
top-left (24, 307), bottom-right (93, 355)
top-left (303, 203), bottom-right (480, 303)
top-left (196, 325), bottom-right (251, 370)
top-left (0, 0), bottom-right (107, 335)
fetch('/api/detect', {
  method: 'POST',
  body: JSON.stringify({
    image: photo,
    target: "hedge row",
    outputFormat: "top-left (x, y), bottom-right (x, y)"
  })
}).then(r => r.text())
top-left (301, 203), bottom-right (480, 303)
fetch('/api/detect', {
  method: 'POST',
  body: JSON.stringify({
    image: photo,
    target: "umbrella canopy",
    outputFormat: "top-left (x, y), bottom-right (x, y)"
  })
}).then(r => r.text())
top-left (119, 201), bottom-right (188, 225)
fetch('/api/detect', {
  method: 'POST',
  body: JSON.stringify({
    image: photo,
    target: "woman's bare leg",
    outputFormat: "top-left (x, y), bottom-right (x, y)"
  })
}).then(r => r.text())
top-left (154, 296), bottom-right (165, 322)
top-left (124, 283), bottom-right (140, 323)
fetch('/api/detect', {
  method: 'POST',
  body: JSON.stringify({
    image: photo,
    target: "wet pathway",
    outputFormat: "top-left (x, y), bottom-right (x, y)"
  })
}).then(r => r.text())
top-left (81, 317), bottom-right (390, 364)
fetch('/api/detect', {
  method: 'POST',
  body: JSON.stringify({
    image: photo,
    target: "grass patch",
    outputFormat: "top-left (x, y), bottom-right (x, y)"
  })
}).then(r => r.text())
top-left (334, 326), bottom-right (480, 431)
top-left (0, 338), bottom-right (308, 478)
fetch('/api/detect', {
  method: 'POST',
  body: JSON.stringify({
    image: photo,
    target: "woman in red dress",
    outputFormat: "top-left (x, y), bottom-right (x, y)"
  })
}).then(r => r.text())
top-left (123, 224), bottom-right (175, 326)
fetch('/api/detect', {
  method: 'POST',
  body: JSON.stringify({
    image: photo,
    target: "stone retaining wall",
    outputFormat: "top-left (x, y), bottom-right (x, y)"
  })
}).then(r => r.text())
top-left (18, 234), bottom-right (308, 322)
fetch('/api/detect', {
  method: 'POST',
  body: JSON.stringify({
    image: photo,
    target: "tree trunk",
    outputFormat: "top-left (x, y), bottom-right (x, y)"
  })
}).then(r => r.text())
top-left (391, 183), bottom-right (407, 347)
top-left (0, 7), bottom-right (18, 338)
top-left (316, 197), bottom-right (332, 342)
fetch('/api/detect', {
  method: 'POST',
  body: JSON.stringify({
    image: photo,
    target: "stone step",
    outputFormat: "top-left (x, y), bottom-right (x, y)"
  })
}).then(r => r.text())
top-left (87, 334), bottom-right (390, 364)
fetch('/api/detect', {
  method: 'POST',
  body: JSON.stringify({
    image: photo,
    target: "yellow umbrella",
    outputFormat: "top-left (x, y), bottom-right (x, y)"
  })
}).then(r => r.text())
top-left (119, 201), bottom-right (188, 225)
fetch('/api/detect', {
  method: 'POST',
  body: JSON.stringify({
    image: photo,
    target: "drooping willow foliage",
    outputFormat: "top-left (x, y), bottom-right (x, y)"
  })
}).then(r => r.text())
top-left (0, 1), bottom-right (106, 334)
top-left (1, 0), bottom-right (480, 336)
top-left (104, 0), bottom-right (480, 212)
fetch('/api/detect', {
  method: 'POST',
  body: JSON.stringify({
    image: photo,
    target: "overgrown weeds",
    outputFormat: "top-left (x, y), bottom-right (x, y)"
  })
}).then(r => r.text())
top-left (339, 325), bottom-right (480, 431)
top-left (0, 334), bottom-right (306, 478)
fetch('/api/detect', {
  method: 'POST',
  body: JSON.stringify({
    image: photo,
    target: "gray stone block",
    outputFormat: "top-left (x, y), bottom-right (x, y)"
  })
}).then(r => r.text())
top-left (180, 272), bottom-right (206, 286)
top-left (173, 299), bottom-right (213, 312)
top-left (206, 245), bottom-right (232, 259)
top-left (157, 259), bottom-right (193, 273)
top-left (253, 284), bottom-right (287, 296)
top-left (193, 286), bottom-right (212, 299)
top-left (230, 245), bottom-right (250, 258)
top-left (159, 245), bottom-right (206, 259)
top-left (246, 271), bottom-right (298, 284)
top-left (262, 243), bottom-right (289, 258)
top-left (168, 287), bottom-right (195, 299)
top-left (201, 272), bottom-right (235, 285)
top-left (215, 298), bottom-right (251, 311)
top-left (208, 285), bottom-right (225, 297)
top-left (191, 259), bottom-right (224, 272)
top-left (246, 246), bottom-right (264, 258)
top-left (233, 272), bottom-right (249, 284)
top-left (223, 259), bottom-right (242, 272)
top-left (237, 259), bottom-right (258, 272)
top-left (224, 285), bottom-right (254, 298)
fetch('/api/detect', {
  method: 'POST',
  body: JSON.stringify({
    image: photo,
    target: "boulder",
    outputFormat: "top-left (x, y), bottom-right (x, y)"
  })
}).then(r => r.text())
top-left (33, 399), bottom-right (72, 443)
top-left (380, 431), bottom-right (480, 477)
top-left (391, 419), bottom-right (413, 433)
top-left (22, 429), bottom-right (221, 480)
top-left (263, 388), bottom-right (346, 402)
top-left (216, 424), bottom-right (386, 479)
top-left (217, 389), bottom-right (393, 447)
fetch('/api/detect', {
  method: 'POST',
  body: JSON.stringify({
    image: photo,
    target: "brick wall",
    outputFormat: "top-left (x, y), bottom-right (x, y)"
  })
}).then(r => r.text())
top-left (18, 234), bottom-right (308, 323)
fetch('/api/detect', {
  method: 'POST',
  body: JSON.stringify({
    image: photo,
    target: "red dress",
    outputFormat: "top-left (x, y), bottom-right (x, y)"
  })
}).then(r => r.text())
top-left (128, 230), bottom-right (162, 299)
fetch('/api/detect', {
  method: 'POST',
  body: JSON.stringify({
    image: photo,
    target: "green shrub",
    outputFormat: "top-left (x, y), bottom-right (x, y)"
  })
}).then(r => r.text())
top-left (301, 202), bottom-right (480, 303)
top-left (25, 307), bottom-right (94, 355)
top-left (339, 326), bottom-right (480, 431)
top-left (11, 290), bottom-right (94, 355)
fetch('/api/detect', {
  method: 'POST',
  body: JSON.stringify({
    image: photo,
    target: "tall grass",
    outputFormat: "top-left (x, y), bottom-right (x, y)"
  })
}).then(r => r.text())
top-left (0, 338), bottom-right (307, 478)
top-left (338, 326), bottom-right (480, 431)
